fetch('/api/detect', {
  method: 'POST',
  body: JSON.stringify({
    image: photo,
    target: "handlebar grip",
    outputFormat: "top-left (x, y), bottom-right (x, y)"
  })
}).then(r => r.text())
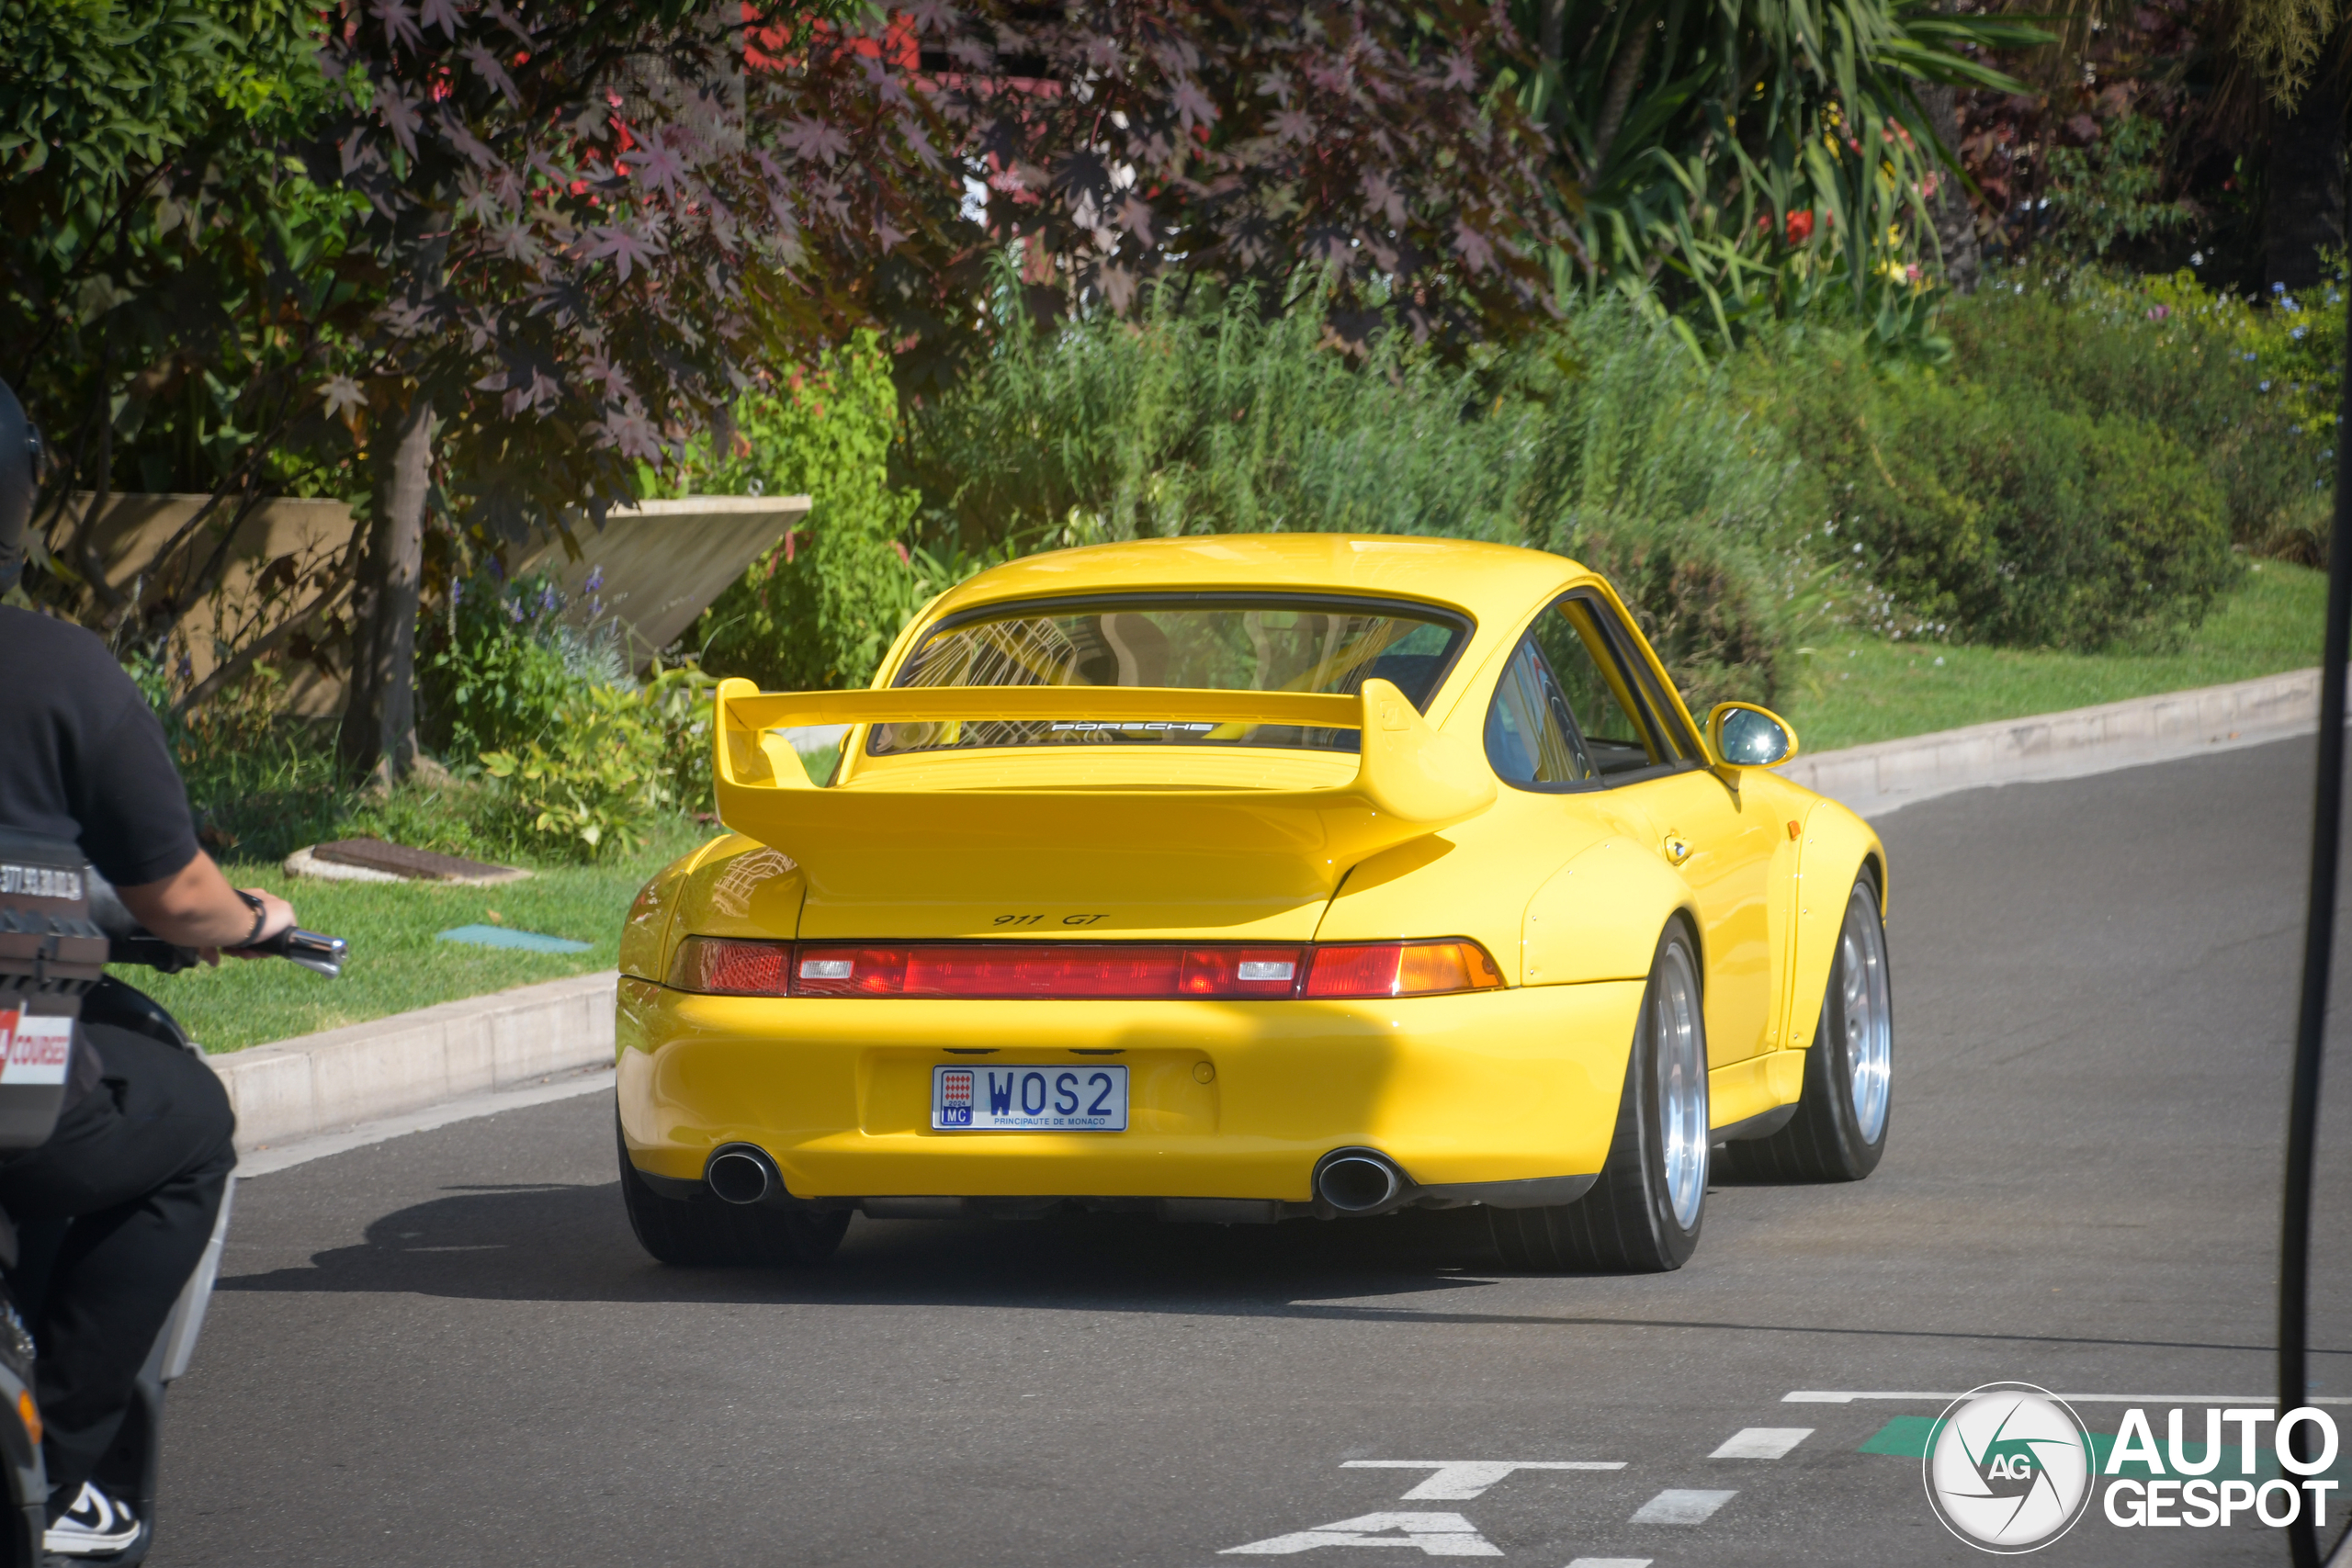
top-left (252, 927), bottom-right (347, 978)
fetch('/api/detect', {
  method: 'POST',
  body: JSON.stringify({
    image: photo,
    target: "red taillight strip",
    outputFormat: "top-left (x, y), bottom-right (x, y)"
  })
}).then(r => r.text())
top-left (666, 937), bottom-right (1504, 999)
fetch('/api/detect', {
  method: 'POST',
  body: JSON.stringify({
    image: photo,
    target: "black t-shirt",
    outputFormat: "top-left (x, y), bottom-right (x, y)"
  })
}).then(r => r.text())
top-left (0, 607), bottom-right (199, 888)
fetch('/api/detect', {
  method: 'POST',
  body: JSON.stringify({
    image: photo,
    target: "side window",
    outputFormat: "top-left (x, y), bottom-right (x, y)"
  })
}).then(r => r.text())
top-left (1528, 594), bottom-right (1699, 778)
top-left (1484, 640), bottom-right (1595, 787)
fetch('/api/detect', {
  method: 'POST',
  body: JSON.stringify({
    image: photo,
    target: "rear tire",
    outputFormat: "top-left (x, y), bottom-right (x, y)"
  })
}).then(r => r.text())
top-left (1489, 924), bottom-right (1709, 1273)
top-left (1719, 869), bottom-right (1892, 1182)
top-left (616, 1119), bottom-right (849, 1267)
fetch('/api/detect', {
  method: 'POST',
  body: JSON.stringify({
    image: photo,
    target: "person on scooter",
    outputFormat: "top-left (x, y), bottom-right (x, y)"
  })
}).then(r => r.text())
top-left (0, 377), bottom-right (294, 1556)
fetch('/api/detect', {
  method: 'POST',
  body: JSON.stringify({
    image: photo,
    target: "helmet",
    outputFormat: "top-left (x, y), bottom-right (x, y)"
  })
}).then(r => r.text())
top-left (0, 379), bottom-right (38, 594)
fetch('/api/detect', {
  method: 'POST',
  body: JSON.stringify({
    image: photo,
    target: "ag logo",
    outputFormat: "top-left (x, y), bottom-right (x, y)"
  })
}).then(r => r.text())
top-left (1924, 1382), bottom-right (2096, 1552)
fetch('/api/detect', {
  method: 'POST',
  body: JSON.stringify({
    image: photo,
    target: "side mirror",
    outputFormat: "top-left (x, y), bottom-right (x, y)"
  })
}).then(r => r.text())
top-left (1707, 702), bottom-right (1798, 769)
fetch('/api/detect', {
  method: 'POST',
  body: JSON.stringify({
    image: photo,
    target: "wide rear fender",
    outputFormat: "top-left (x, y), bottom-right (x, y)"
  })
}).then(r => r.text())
top-left (626, 836), bottom-right (808, 984)
top-left (1521, 834), bottom-right (1698, 987)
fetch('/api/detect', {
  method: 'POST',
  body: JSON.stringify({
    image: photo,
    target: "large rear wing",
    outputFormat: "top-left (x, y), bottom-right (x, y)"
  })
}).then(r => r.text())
top-left (708, 677), bottom-right (1498, 919)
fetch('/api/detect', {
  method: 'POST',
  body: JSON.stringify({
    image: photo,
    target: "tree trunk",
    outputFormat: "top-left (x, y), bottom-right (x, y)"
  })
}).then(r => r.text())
top-left (338, 396), bottom-right (434, 788)
top-left (2266, 70), bottom-right (2346, 293)
top-left (1921, 82), bottom-right (1980, 293)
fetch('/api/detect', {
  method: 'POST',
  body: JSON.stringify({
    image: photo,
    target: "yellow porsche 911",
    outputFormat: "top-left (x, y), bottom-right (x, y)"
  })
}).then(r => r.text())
top-left (614, 535), bottom-right (1891, 1273)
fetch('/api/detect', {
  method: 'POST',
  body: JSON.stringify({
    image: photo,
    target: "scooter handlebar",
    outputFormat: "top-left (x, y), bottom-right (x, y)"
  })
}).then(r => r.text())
top-left (107, 926), bottom-right (348, 978)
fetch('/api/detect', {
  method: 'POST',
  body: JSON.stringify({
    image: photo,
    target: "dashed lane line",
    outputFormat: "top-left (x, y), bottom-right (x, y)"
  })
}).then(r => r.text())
top-left (1707, 1427), bottom-right (1813, 1460)
top-left (1626, 1490), bottom-right (1739, 1525)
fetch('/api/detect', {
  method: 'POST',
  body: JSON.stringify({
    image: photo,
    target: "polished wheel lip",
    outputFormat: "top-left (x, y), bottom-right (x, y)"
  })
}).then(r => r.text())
top-left (1654, 941), bottom-right (1709, 1229)
top-left (1840, 884), bottom-right (1893, 1144)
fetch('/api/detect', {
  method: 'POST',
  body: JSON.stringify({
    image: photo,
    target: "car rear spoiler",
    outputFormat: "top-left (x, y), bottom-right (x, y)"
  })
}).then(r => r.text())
top-left (708, 676), bottom-right (1498, 912)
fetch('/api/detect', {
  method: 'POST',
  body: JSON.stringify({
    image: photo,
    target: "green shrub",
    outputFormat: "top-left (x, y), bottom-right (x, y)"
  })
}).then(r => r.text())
top-left (480, 684), bottom-right (672, 860)
top-left (903, 286), bottom-right (1817, 706)
top-left (1939, 270), bottom-right (2323, 559)
top-left (419, 570), bottom-right (624, 761)
top-left (660, 330), bottom-right (926, 690)
top-left (1759, 354), bottom-right (2233, 649)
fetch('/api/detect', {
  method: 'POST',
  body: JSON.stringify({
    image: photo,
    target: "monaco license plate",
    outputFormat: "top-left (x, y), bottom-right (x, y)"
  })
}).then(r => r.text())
top-left (933, 1064), bottom-right (1128, 1131)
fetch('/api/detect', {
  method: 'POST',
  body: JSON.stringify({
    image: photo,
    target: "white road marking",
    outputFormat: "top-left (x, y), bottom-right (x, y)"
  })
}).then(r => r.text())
top-left (1709, 1427), bottom-right (1813, 1460)
top-left (1627, 1489), bottom-right (1738, 1526)
top-left (1785, 1390), bottom-right (2352, 1405)
top-left (1340, 1461), bottom-right (1625, 1500)
top-left (1220, 1513), bottom-right (1502, 1557)
top-left (1564, 1560), bottom-right (1654, 1568)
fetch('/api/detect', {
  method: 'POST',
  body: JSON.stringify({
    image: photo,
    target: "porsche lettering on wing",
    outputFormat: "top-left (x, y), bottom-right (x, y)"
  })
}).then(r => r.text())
top-left (616, 536), bottom-right (1893, 1275)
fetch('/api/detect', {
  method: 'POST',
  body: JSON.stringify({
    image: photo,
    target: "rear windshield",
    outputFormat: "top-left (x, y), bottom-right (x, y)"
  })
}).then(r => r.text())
top-left (869, 593), bottom-right (1472, 757)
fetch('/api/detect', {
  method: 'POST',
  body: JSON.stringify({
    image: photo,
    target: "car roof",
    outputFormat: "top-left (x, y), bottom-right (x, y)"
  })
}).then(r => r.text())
top-left (925, 535), bottom-right (1587, 625)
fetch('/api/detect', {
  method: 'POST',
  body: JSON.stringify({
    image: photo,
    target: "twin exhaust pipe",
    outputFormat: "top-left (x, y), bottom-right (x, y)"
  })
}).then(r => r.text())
top-left (707, 1143), bottom-right (1416, 1217)
top-left (1312, 1148), bottom-right (1412, 1215)
top-left (705, 1145), bottom-right (781, 1206)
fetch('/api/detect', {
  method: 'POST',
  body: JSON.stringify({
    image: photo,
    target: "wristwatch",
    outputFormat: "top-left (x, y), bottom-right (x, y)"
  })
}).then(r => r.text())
top-left (234, 889), bottom-right (268, 948)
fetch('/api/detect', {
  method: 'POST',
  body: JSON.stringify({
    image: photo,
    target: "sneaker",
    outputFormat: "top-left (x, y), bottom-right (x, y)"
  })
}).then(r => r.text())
top-left (45, 1483), bottom-right (140, 1557)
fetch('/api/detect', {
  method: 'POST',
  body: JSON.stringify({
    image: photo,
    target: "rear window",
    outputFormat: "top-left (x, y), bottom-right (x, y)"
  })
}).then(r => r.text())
top-left (870, 593), bottom-right (1472, 757)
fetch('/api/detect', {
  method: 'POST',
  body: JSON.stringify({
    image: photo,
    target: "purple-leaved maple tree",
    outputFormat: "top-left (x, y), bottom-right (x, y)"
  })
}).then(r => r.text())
top-left (316, 0), bottom-right (1565, 781)
top-left (928, 1), bottom-right (1572, 356)
top-left (316, 0), bottom-right (958, 781)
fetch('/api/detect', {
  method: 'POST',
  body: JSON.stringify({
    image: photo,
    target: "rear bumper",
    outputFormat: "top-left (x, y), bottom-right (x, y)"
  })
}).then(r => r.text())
top-left (615, 976), bottom-right (1644, 1202)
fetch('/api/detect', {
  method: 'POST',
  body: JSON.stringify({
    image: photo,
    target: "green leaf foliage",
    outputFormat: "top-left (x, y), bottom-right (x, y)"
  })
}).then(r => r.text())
top-left (662, 330), bottom-right (931, 691)
top-left (1745, 286), bottom-right (2257, 650)
top-left (1508, 0), bottom-right (2047, 347)
top-left (903, 282), bottom-right (1824, 710)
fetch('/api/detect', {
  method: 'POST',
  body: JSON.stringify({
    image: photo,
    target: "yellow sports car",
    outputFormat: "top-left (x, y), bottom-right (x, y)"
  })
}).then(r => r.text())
top-left (614, 535), bottom-right (1891, 1273)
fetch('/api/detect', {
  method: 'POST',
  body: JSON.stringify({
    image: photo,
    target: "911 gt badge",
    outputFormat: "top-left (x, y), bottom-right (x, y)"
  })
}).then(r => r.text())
top-left (1924, 1382), bottom-right (2095, 1552)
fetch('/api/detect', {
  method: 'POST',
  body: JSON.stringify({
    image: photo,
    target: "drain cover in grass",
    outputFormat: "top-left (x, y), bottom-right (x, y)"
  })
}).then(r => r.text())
top-left (436, 924), bottom-right (592, 954)
top-left (305, 839), bottom-right (530, 886)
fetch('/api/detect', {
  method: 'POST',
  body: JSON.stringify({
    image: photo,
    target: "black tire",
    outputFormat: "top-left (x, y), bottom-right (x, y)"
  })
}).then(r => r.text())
top-left (616, 1119), bottom-right (850, 1267)
top-left (1719, 869), bottom-right (1893, 1182)
top-left (1489, 923), bottom-right (1710, 1273)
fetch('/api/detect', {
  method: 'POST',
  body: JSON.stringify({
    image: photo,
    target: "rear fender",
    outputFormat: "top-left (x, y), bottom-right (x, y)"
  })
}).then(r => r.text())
top-left (654, 836), bottom-right (809, 976)
top-left (618, 842), bottom-right (726, 982)
top-left (1784, 800), bottom-right (1887, 1051)
top-left (1521, 835), bottom-right (1699, 987)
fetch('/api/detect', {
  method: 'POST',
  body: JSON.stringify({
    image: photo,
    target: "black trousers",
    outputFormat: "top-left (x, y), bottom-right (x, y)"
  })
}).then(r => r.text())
top-left (0, 1025), bottom-right (235, 1511)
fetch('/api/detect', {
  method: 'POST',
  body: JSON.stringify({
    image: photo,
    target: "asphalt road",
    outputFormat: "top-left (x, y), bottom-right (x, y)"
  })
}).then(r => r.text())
top-left (161, 738), bottom-right (2352, 1567)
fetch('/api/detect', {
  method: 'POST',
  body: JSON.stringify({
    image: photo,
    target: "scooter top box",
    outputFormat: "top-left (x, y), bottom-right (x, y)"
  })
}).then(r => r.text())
top-left (0, 827), bottom-right (107, 994)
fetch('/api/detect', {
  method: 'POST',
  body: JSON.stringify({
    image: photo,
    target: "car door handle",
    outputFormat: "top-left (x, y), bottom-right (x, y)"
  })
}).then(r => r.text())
top-left (1663, 835), bottom-right (1692, 865)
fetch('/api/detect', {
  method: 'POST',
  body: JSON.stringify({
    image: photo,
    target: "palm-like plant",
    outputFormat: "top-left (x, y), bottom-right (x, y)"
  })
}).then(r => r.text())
top-left (1510, 0), bottom-right (2043, 344)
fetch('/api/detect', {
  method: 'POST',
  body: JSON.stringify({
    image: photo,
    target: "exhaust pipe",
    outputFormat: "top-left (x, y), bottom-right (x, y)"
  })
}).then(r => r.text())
top-left (1314, 1148), bottom-right (1408, 1214)
top-left (705, 1144), bottom-right (779, 1206)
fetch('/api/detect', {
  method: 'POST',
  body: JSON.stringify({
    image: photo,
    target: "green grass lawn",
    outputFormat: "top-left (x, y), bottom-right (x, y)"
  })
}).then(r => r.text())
top-left (1776, 560), bottom-right (2330, 754)
top-left (125, 819), bottom-right (708, 1054)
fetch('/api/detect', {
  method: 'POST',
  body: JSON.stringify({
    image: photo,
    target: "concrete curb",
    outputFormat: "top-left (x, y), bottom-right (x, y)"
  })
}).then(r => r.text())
top-left (208, 969), bottom-right (617, 1154)
top-left (1778, 666), bottom-right (2324, 819)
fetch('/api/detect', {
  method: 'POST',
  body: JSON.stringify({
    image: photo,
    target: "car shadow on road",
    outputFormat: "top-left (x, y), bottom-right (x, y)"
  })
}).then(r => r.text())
top-left (216, 1177), bottom-right (2336, 1358)
top-left (217, 1178), bottom-right (1531, 1316)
